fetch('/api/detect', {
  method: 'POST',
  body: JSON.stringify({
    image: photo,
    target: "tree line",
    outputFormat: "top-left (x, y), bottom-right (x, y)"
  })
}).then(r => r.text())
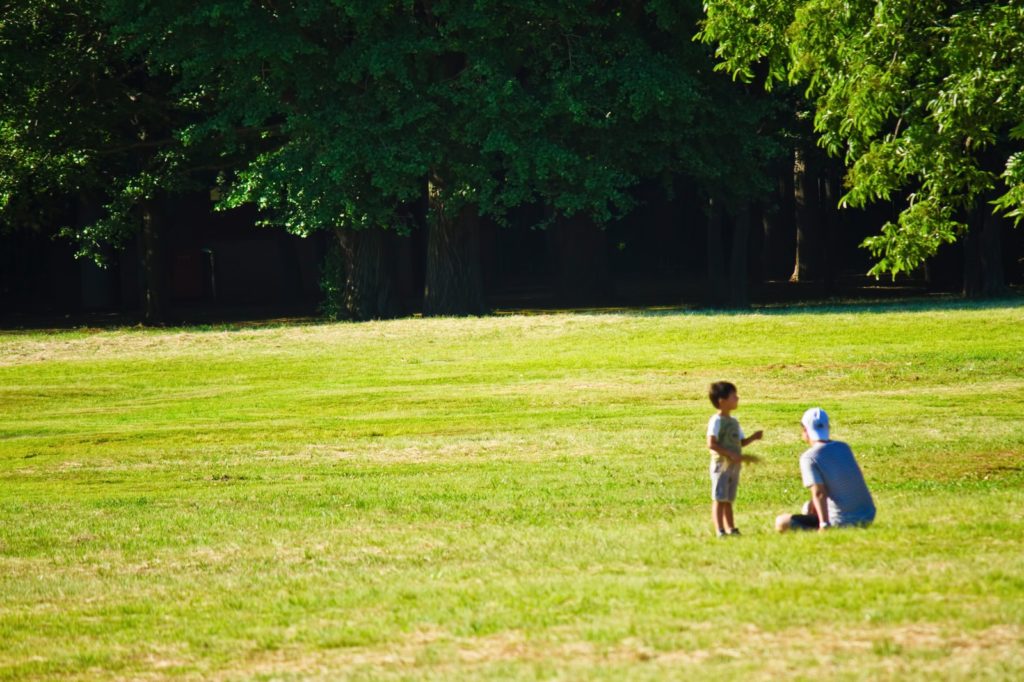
top-left (2, 1), bottom-right (1021, 322)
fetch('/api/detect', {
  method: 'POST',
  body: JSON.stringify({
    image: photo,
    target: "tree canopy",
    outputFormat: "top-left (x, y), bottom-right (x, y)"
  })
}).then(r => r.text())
top-left (0, 0), bottom-right (206, 261)
top-left (81, 0), bottom-right (779, 314)
top-left (99, 0), bottom-right (776, 223)
top-left (700, 0), bottom-right (1024, 278)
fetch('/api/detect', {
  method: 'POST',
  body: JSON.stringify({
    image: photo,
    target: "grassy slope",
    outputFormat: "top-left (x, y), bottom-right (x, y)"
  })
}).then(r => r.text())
top-left (1, 301), bottom-right (1023, 680)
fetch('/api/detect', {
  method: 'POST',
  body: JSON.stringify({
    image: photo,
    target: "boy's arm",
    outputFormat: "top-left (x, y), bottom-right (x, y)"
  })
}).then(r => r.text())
top-left (740, 430), bottom-right (764, 447)
top-left (707, 435), bottom-right (741, 464)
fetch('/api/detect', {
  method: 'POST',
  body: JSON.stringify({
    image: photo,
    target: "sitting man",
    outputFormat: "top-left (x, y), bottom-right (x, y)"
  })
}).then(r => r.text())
top-left (776, 407), bottom-right (876, 532)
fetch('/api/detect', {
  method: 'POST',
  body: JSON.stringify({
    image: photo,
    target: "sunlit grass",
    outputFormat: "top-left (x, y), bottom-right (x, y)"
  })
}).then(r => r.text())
top-left (2, 300), bottom-right (1023, 680)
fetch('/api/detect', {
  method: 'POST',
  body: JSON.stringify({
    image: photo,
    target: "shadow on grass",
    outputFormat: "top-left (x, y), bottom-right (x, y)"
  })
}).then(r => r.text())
top-left (4, 291), bottom-right (1023, 332)
top-left (496, 293), bottom-right (1024, 318)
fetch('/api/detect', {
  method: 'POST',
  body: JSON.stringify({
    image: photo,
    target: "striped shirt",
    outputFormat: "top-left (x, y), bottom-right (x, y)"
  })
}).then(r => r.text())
top-left (800, 440), bottom-right (876, 526)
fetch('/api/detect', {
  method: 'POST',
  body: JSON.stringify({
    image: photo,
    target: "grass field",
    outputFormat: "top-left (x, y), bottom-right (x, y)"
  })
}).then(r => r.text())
top-left (2, 300), bottom-right (1023, 680)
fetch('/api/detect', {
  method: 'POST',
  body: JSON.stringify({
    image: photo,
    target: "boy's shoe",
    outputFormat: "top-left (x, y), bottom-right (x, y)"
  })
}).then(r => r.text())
top-left (729, 528), bottom-right (741, 536)
top-left (716, 530), bottom-right (728, 539)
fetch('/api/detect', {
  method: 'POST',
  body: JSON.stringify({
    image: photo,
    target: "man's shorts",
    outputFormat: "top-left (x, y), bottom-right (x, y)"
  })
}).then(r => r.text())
top-left (789, 513), bottom-right (874, 530)
top-left (788, 513), bottom-right (820, 531)
top-left (710, 460), bottom-right (740, 502)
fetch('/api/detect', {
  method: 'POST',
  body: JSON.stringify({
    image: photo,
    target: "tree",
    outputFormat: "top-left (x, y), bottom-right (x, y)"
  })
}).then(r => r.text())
top-left (697, 78), bottom-right (783, 307)
top-left (700, 0), bottom-right (1024, 295)
top-left (0, 1), bottom-right (232, 322)
top-left (103, 1), bottom-right (781, 316)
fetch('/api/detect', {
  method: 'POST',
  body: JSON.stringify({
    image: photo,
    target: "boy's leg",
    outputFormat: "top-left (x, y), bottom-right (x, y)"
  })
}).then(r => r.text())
top-left (721, 467), bottom-right (739, 533)
top-left (711, 462), bottom-right (728, 535)
top-left (712, 501), bottom-right (726, 534)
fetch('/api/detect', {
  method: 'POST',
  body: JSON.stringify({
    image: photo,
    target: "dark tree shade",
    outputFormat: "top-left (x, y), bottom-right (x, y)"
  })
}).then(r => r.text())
top-left (98, 0), bottom-right (781, 315)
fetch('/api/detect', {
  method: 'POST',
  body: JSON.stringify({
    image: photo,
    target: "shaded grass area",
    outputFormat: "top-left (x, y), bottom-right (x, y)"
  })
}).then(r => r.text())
top-left (2, 302), bottom-right (1024, 680)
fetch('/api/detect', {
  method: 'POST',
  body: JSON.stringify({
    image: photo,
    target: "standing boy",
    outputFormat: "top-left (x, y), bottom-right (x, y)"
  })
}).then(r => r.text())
top-left (707, 381), bottom-right (763, 537)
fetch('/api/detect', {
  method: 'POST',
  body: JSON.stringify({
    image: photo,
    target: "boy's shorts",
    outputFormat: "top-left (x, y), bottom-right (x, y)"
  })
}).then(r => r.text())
top-left (710, 459), bottom-right (740, 502)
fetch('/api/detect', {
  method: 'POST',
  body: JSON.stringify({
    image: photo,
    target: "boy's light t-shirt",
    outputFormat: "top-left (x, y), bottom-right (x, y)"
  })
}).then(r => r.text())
top-left (707, 414), bottom-right (744, 464)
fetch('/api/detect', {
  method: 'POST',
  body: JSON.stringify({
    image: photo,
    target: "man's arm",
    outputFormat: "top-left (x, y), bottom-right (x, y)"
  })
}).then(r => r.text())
top-left (809, 483), bottom-right (830, 529)
top-left (707, 435), bottom-right (741, 464)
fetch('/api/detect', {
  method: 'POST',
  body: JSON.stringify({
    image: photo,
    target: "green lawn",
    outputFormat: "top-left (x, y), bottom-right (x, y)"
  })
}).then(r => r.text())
top-left (2, 300), bottom-right (1023, 680)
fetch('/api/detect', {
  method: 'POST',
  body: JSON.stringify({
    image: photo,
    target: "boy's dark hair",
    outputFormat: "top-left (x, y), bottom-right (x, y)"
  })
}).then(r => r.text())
top-left (708, 381), bottom-right (737, 408)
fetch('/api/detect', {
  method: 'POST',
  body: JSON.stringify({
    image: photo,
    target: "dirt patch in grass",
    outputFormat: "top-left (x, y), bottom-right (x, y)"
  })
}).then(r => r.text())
top-left (0, 326), bottom-right (310, 367)
top-left (898, 450), bottom-right (1024, 483)
top-left (0, 313), bottom-right (637, 368)
top-left (276, 439), bottom-right (540, 465)
top-left (186, 623), bottom-right (1024, 681)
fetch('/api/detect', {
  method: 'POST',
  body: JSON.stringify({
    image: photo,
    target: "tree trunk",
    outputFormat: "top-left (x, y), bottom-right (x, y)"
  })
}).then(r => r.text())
top-left (705, 196), bottom-right (727, 307)
top-left (140, 200), bottom-right (165, 325)
top-left (763, 160), bottom-right (795, 280)
top-left (423, 172), bottom-right (486, 316)
top-left (962, 217), bottom-right (982, 297)
top-left (748, 203), bottom-right (765, 286)
top-left (728, 203), bottom-right (750, 308)
top-left (820, 167), bottom-right (838, 293)
top-left (77, 194), bottom-right (117, 310)
top-left (554, 212), bottom-right (610, 305)
top-left (335, 226), bottom-right (403, 321)
top-left (963, 199), bottom-right (1008, 298)
top-left (980, 208), bottom-right (1006, 296)
top-left (791, 146), bottom-right (822, 282)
